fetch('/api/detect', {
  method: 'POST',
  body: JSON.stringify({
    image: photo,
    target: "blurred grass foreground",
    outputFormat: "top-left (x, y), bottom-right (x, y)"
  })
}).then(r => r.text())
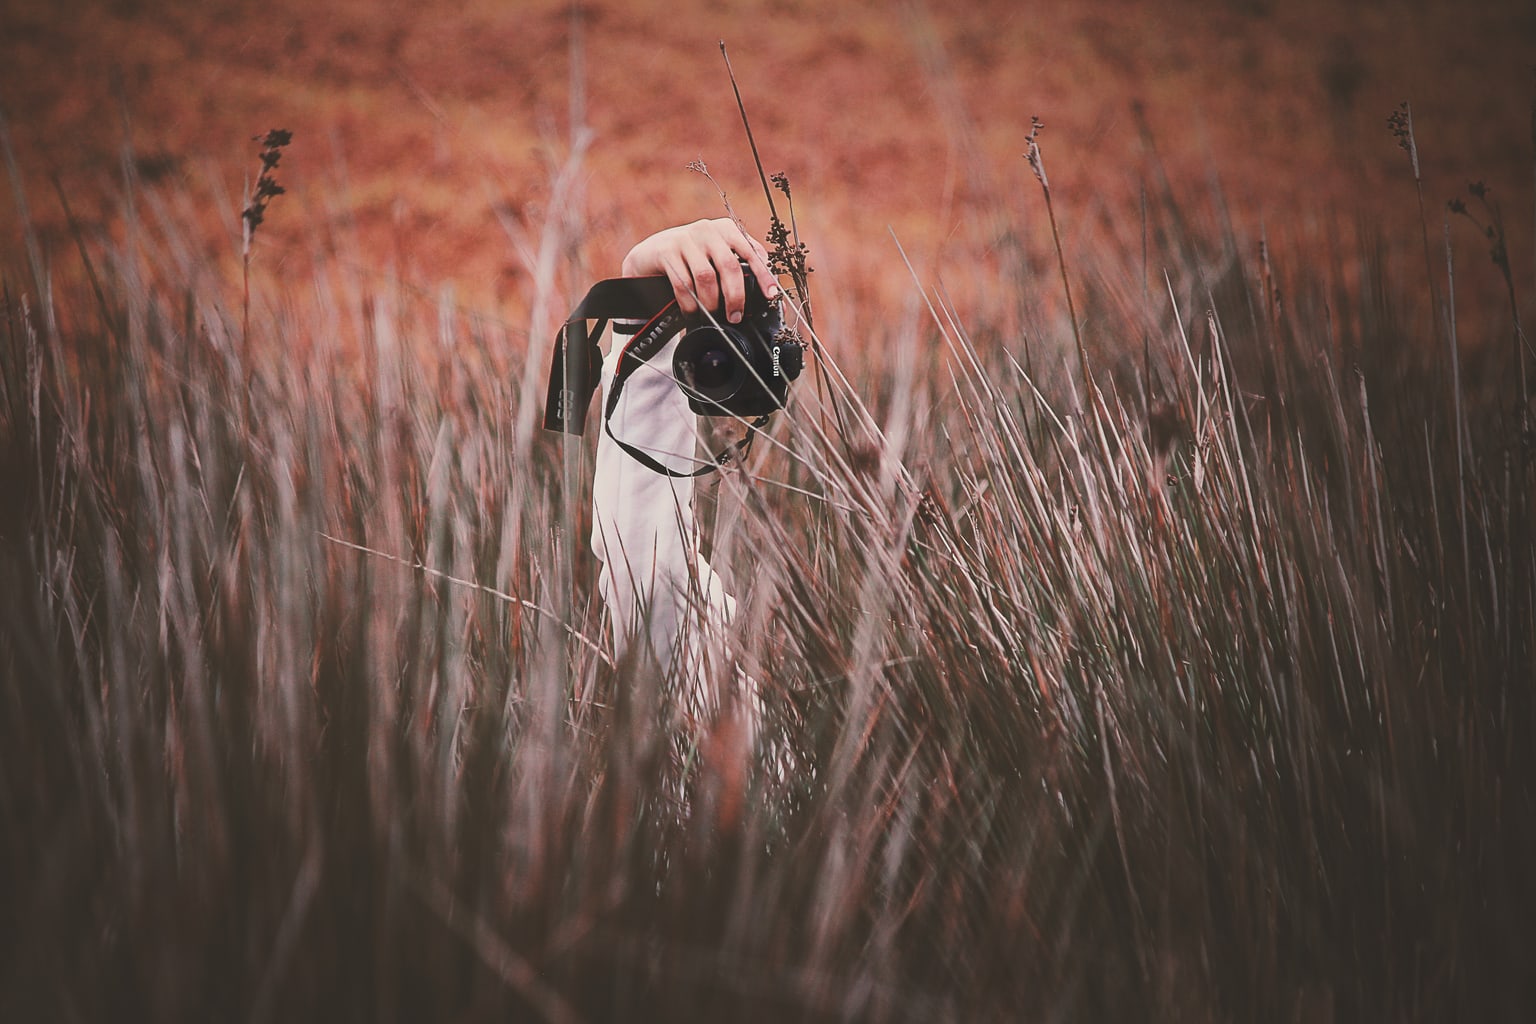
top-left (2, 122), bottom-right (1534, 1022)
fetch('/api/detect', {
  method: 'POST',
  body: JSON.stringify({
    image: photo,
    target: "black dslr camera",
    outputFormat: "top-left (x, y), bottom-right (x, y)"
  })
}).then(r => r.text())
top-left (544, 266), bottom-right (803, 455)
top-left (673, 271), bottom-right (803, 417)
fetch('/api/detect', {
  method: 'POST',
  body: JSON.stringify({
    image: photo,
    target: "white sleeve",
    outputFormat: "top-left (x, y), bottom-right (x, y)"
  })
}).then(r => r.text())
top-left (591, 327), bottom-right (736, 695)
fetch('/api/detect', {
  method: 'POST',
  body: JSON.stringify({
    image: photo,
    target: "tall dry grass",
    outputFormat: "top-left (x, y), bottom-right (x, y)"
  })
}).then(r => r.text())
top-left (1, 123), bottom-right (1533, 1023)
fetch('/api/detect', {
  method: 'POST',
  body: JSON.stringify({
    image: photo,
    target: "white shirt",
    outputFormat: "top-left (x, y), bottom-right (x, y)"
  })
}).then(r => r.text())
top-left (591, 327), bottom-right (735, 711)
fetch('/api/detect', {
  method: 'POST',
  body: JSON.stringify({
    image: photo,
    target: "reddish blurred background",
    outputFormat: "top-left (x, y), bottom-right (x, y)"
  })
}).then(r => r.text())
top-left (3, 0), bottom-right (1533, 345)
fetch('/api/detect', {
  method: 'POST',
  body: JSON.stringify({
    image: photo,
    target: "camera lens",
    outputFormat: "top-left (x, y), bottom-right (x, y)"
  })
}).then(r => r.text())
top-left (673, 281), bottom-right (792, 417)
top-left (675, 326), bottom-right (747, 403)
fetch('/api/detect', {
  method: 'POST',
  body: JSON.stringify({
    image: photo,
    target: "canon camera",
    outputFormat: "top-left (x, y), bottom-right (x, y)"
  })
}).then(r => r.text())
top-left (543, 266), bottom-right (803, 439)
top-left (673, 271), bottom-right (803, 417)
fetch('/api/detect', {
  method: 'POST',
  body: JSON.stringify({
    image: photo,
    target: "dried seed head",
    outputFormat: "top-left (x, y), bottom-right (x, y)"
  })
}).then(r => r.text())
top-left (242, 128), bottom-right (292, 244)
top-left (1386, 103), bottom-right (1411, 150)
top-left (1024, 115), bottom-right (1048, 187)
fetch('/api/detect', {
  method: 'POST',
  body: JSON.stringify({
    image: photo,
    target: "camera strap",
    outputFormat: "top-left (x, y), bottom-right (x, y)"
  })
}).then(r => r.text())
top-left (544, 276), bottom-right (676, 436)
top-left (543, 275), bottom-right (768, 478)
top-left (605, 305), bottom-right (769, 478)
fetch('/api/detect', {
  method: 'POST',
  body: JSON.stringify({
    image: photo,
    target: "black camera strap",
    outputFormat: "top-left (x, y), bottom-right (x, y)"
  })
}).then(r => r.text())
top-left (544, 276), bottom-right (676, 436)
top-left (544, 275), bottom-right (769, 478)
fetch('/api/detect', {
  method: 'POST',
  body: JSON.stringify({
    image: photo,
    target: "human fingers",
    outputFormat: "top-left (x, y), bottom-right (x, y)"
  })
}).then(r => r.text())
top-left (729, 229), bottom-right (779, 305)
top-left (675, 220), bottom-right (753, 320)
top-left (699, 232), bottom-right (750, 323)
top-left (657, 250), bottom-right (702, 314)
top-left (702, 221), bottom-right (779, 316)
top-left (679, 235), bottom-right (726, 315)
top-left (656, 235), bottom-right (721, 315)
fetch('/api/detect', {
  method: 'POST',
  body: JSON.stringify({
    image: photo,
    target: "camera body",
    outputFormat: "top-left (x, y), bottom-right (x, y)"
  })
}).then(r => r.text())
top-left (674, 272), bottom-right (804, 418)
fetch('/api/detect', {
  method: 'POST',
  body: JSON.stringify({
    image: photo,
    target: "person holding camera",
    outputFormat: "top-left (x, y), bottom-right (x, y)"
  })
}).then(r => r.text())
top-left (589, 218), bottom-right (782, 713)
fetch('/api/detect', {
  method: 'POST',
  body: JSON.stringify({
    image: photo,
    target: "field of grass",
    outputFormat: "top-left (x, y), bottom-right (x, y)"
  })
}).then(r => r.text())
top-left (3, 75), bottom-right (1535, 1020)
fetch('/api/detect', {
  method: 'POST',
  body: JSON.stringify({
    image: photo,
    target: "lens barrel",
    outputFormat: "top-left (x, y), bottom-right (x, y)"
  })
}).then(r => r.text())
top-left (675, 325), bottom-right (751, 404)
